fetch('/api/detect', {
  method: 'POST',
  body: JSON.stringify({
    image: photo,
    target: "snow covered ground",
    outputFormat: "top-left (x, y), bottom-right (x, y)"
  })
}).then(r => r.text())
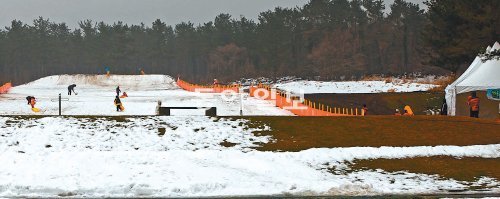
top-left (274, 80), bottom-right (438, 94)
top-left (0, 116), bottom-right (498, 197)
top-left (0, 75), bottom-right (497, 197)
top-left (0, 75), bottom-right (292, 116)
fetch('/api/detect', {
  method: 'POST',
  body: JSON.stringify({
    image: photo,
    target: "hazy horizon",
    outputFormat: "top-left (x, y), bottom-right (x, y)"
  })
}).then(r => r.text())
top-left (0, 0), bottom-right (426, 29)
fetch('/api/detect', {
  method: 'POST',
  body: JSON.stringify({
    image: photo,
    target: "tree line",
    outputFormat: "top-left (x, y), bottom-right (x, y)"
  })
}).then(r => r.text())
top-left (0, 0), bottom-right (498, 85)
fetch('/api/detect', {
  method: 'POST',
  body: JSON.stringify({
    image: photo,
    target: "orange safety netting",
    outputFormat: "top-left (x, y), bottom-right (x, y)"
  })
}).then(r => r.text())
top-left (250, 84), bottom-right (359, 117)
top-left (177, 79), bottom-right (239, 93)
top-left (0, 82), bottom-right (12, 94)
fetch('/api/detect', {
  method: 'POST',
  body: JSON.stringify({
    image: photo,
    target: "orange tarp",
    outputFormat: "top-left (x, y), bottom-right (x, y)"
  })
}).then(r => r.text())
top-left (250, 85), bottom-right (358, 117)
top-left (0, 82), bottom-right (12, 94)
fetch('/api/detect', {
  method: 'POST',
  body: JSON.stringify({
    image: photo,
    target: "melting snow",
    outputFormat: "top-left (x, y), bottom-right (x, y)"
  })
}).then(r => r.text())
top-left (0, 116), bottom-right (498, 197)
top-left (274, 81), bottom-right (437, 94)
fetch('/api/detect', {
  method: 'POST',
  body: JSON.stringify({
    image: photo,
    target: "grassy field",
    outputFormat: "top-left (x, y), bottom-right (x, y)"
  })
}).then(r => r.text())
top-left (246, 116), bottom-right (499, 152)
top-left (305, 92), bottom-right (444, 115)
top-left (351, 157), bottom-right (500, 182)
top-left (245, 116), bottom-right (500, 186)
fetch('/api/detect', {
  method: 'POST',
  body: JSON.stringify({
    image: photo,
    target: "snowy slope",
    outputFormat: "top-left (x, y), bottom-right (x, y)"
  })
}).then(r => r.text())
top-left (0, 75), bottom-right (292, 116)
top-left (274, 81), bottom-right (437, 94)
top-left (0, 116), bottom-right (498, 197)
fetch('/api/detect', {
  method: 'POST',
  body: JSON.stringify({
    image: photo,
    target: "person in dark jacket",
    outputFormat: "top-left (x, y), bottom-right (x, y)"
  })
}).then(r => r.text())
top-left (440, 98), bottom-right (448, 115)
top-left (114, 95), bottom-right (122, 112)
top-left (26, 96), bottom-right (34, 105)
top-left (116, 86), bottom-right (121, 97)
top-left (68, 84), bottom-right (77, 95)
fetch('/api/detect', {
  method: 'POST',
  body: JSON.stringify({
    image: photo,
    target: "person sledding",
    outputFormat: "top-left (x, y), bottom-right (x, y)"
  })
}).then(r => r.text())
top-left (26, 96), bottom-right (34, 105)
top-left (114, 95), bottom-right (124, 112)
top-left (68, 84), bottom-right (77, 95)
top-left (120, 92), bottom-right (128, 98)
top-left (27, 96), bottom-right (40, 112)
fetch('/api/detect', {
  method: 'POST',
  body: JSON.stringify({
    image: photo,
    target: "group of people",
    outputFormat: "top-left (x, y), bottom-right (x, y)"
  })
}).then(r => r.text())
top-left (361, 91), bottom-right (481, 118)
top-left (27, 84), bottom-right (127, 112)
top-left (114, 86), bottom-right (124, 112)
top-left (361, 104), bottom-right (414, 116)
top-left (394, 105), bottom-right (415, 116)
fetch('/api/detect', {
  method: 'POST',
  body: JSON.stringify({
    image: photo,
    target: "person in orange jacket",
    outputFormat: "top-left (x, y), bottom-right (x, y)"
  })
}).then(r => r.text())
top-left (467, 91), bottom-right (480, 118)
top-left (404, 105), bottom-right (414, 116)
top-left (403, 109), bottom-right (412, 116)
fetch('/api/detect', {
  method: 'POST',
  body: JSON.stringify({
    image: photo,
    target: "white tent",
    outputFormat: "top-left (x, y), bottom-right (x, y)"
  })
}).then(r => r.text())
top-left (445, 41), bottom-right (500, 115)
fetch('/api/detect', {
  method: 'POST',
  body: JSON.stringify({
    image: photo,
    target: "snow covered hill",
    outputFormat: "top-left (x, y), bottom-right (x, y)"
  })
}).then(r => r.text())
top-left (0, 75), bottom-right (292, 116)
top-left (274, 80), bottom-right (437, 94)
top-left (21, 74), bottom-right (177, 89)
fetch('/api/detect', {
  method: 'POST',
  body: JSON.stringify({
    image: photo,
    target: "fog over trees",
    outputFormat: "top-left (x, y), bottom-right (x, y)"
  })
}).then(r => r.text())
top-left (0, 0), bottom-right (498, 84)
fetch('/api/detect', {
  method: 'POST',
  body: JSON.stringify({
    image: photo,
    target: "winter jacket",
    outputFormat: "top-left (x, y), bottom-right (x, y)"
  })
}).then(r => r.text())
top-left (467, 97), bottom-right (480, 111)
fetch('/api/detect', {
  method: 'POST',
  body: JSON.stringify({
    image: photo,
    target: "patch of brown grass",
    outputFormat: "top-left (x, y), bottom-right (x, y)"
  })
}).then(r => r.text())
top-left (351, 157), bottom-right (500, 182)
top-left (243, 116), bottom-right (500, 152)
top-left (428, 76), bottom-right (456, 92)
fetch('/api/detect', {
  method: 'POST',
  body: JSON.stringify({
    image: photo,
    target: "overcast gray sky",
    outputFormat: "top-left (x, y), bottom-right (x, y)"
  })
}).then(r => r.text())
top-left (0, 0), bottom-right (426, 29)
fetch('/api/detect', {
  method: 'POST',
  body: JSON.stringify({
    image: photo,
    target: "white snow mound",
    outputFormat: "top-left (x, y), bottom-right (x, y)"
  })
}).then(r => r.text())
top-left (21, 74), bottom-right (177, 90)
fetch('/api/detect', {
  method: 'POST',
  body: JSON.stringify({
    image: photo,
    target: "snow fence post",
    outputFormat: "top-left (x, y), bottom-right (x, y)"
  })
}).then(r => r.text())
top-left (59, 93), bottom-right (62, 116)
top-left (239, 87), bottom-right (243, 116)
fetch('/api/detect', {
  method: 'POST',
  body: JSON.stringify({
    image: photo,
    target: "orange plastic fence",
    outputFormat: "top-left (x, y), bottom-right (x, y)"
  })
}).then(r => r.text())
top-left (250, 84), bottom-right (359, 117)
top-left (177, 79), bottom-right (239, 93)
top-left (0, 82), bottom-right (12, 94)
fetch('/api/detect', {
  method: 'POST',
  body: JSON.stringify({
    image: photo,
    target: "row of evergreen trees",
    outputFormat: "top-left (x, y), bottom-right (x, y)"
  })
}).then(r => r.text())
top-left (0, 0), bottom-right (498, 84)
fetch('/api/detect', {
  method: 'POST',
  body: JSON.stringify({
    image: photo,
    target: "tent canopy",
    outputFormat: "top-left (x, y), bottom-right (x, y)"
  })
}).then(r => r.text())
top-left (445, 41), bottom-right (500, 116)
top-left (456, 59), bottom-right (500, 93)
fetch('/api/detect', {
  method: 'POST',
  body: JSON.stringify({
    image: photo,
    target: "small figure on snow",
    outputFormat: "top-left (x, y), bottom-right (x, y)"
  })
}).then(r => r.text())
top-left (68, 84), bottom-right (77, 95)
top-left (27, 96), bottom-right (40, 112)
top-left (120, 92), bottom-right (128, 98)
top-left (114, 95), bottom-right (123, 112)
top-left (105, 66), bottom-right (111, 77)
top-left (213, 79), bottom-right (219, 85)
top-left (29, 96), bottom-right (36, 108)
top-left (26, 96), bottom-right (34, 105)
top-left (116, 86), bottom-right (121, 97)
